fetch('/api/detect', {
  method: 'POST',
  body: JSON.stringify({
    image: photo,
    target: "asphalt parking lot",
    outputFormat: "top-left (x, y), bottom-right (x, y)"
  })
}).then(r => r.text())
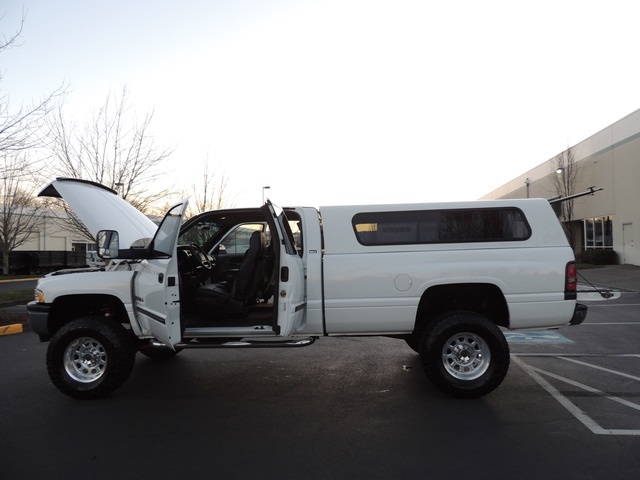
top-left (508, 301), bottom-right (640, 437)
top-left (1, 266), bottom-right (639, 479)
top-left (502, 265), bottom-right (640, 439)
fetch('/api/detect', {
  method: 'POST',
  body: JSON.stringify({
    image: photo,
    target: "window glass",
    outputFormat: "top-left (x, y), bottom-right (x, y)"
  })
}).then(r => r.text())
top-left (353, 208), bottom-right (531, 246)
top-left (179, 221), bottom-right (224, 247)
top-left (594, 218), bottom-right (603, 247)
top-left (585, 219), bottom-right (594, 247)
top-left (603, 216), bottom-right (613, 246)
top-left (285, 210), bottom-right (304, 255)
top-left (219, 224), bottom-right (267, 254)
top-left (152, 203), bottom-right (184, 256)
top-left (583, 216), bottom-right (613, 249)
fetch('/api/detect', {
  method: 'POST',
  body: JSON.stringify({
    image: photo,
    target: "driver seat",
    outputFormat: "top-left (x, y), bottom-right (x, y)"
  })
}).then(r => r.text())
top-left (194, 230), bottom-right (268, 316)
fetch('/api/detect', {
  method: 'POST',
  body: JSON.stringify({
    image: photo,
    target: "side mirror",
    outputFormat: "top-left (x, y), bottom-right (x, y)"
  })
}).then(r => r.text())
top-left (97, 230), bottom-right (120, 259)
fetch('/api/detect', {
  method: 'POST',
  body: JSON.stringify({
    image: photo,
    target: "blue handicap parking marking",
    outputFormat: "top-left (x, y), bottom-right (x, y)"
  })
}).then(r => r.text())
top-left (505, 331), bottom-right (573, 344)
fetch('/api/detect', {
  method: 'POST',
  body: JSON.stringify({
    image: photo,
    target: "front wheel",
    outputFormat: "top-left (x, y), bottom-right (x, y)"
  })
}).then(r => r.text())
top-left (420, 312), bottom-right (510, 398)
top-left (46, 317), bottom-right (136, 399)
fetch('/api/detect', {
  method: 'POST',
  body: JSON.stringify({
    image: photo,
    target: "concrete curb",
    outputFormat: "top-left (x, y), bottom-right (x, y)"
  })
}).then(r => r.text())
top-left (1, 323), bottom-right (24, 336)
top-left (0, 277), bottom-right (39, 283)
top-left (0, 301), bottom-right (30, 336)
top-left (0, 278), bottom-right (37, 337)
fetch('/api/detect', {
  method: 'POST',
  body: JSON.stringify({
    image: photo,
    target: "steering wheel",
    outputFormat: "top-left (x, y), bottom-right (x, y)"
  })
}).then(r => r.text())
top-left (189, 243), bottom-right (213, 270)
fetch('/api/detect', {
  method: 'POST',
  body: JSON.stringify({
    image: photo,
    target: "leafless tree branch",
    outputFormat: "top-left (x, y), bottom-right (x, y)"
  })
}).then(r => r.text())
top-left (0, 9), bottom-right (25, 53)
top-left (45, 86), bottom-right (174, 240)
top-left (552, 146), bottom-right (579, 247)
top-left (1, 11), bottom-right (67, 154)
top-left (0, 153), bottom-right (47, 274)
top-left (184, 152), bottom-right (234, 219)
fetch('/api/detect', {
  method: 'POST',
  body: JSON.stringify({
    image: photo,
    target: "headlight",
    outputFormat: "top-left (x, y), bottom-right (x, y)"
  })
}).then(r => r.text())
top-left (35, 289), bottom-right (45, 303)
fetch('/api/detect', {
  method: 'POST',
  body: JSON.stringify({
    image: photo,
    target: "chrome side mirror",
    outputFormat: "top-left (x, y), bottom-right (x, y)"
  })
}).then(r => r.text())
top-left (97, 230), bottom-right (119, 259)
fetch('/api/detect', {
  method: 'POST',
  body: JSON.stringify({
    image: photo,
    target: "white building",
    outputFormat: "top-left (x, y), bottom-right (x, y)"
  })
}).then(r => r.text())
top-left (483, 108), bottom-right (640, 265)
top-left (16, 210), bottom-right (96, 253)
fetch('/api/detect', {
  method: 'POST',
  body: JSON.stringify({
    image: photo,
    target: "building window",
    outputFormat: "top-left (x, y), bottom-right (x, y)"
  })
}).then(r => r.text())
top-left (72, 242), bottom-right (97, 252)
top-left (584, 216), bottom-right (613, 249)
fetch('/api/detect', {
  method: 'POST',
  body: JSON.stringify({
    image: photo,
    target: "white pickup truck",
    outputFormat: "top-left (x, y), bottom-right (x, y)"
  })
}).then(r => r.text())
top-left (28, 178), bottom-right (587, 399)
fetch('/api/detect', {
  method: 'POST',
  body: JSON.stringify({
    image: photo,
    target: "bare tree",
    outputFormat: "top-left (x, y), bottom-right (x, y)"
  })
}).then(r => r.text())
top-left (0, 12), bottom-right (66, 273)
top-left (0, 10), bottom-right (23, 51)
top-left (1, 12), bottom-right (65, 155)
top-left (0, 154), bottom-right (46, 274)
top-left (46, 86), bottom-right (174, 240)
top-left (185, 154), bottom-right (233, 218)
top-left (552, 146), bottom-right (579, 247)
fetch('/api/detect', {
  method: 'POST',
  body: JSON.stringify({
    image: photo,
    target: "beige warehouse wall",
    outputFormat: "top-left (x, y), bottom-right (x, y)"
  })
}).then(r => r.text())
top-left (483, 107), bottom-right (640, 265)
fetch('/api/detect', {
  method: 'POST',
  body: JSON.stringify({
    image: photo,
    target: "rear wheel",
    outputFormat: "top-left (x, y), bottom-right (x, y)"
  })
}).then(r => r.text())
top-left (46, 317), bottom-right (136, 399)
top-left (420, 312), bottom-right (509, 398)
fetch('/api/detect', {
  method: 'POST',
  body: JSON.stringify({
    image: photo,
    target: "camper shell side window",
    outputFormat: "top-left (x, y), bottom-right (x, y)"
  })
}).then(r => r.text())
top-left (352, 207), bottom-right (531, 246)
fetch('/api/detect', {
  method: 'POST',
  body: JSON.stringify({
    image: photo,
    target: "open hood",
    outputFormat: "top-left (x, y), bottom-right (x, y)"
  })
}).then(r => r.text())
top-left (39, 178), bottom-right (158, 249)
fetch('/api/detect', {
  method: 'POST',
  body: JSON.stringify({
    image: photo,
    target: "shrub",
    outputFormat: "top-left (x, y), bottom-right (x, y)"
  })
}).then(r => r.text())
top-left (578, 249), bottom-right (618, 265)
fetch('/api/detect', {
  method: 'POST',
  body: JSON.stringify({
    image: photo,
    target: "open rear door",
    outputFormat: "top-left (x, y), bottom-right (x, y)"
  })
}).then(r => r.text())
top-left (267, 202), bottom-right (306, 336)
top-left (132, 201), bottom-right (187, 347)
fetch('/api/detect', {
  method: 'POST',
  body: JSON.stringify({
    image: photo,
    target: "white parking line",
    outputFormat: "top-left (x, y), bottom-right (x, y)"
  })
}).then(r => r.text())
top-left (512, 356), bottom-right (640, 436)
top-left (511, 353), bottom-right (640, 358)
top-left (584, 304), bottom-right (640, 307)
top-left (558, 356), bottom-right (640, 382)
top-left (531, 365), bottom-right (640, 413)
top-left (582, 322), bottom-right (640, 325)
top-left (516, 353), bottom-right (640, 357)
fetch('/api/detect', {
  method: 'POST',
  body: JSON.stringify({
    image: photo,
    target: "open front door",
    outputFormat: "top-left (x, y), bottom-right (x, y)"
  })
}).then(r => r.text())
top-left (268, 203), bottom-right (306, 337)
top-left (133, 201), bottom-right (187, 347)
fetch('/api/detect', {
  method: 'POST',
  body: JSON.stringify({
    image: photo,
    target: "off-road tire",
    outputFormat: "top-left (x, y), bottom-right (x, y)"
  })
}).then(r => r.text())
top-left (419, 312), bottom-right (510, 398)
top-left (46, 317), bottom-right (136, 399)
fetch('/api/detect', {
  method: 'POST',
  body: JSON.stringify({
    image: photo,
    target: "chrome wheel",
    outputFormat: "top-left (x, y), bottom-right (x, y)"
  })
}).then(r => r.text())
top-left (63, 337), bottom-right (107, 383)
top-left (441, 332), bottom-right (490, 381)
top-left (421, 313), bottom-right (509, 398)
top-left (47, 317), bottom-right (136, 399)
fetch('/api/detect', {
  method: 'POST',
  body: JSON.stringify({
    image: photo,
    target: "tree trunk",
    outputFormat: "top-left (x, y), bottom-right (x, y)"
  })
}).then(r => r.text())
top-left (2, 247), bottom-right (10, 275)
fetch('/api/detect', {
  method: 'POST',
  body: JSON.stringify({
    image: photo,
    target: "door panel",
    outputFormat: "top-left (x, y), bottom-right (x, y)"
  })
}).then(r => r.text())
top-left (134, 259), bottom-right (180, 346)
top-left (268, 203), bottom-right (306, 336)
top-left (133, 201), bottom-right (187, 347)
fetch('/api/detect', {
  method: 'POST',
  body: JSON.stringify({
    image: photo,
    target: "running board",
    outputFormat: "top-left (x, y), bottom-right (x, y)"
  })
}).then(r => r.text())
top-left (177, 337), bottom-right (316, 349)
top-left (183, 326), bottom-right (275, 338)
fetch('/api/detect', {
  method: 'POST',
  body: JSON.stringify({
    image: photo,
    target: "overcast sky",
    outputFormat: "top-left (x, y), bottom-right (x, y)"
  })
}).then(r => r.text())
top-left (2, 0), bottom-right (639, 208)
